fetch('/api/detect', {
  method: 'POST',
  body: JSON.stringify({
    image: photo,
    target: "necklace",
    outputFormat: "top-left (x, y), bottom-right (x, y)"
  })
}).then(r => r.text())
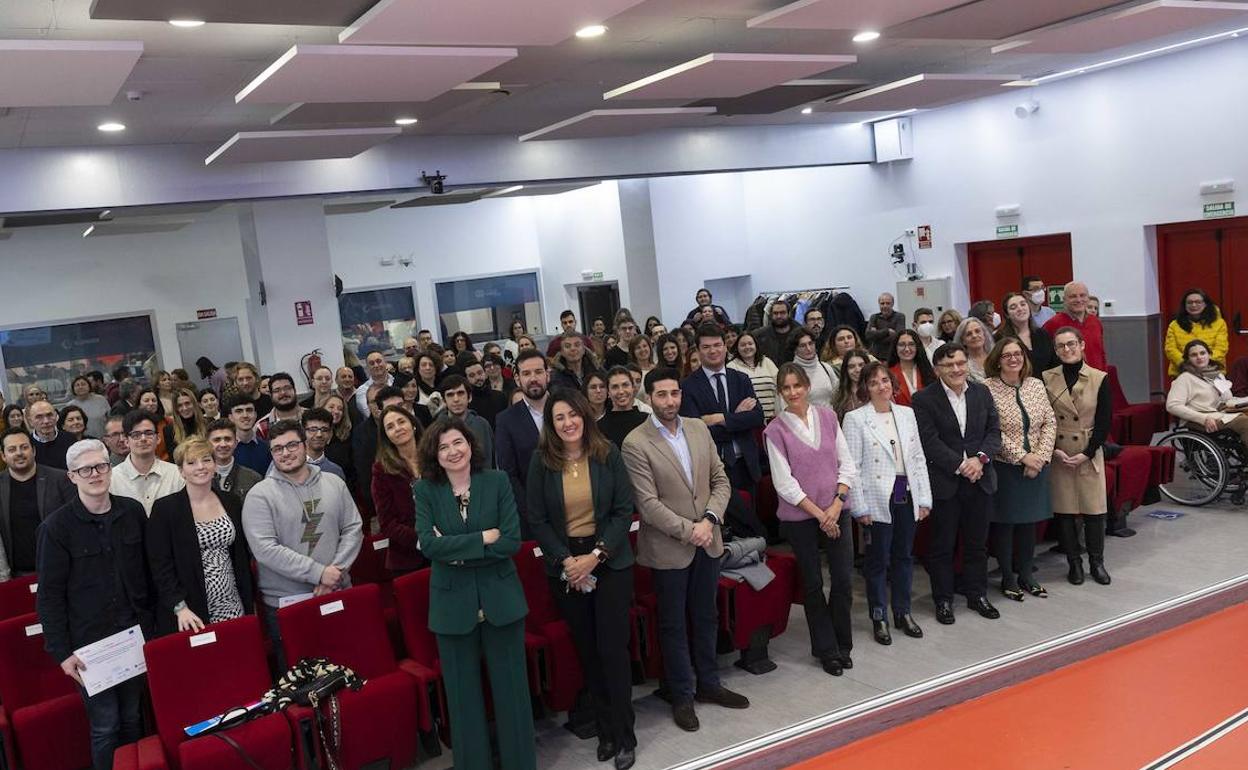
top-left (569, 460), bottom-right (581, 478)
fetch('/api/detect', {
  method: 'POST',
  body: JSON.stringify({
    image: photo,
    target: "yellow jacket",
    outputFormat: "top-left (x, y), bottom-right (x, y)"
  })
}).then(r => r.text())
top-left (1164, 311), bottom-right (1228, 375)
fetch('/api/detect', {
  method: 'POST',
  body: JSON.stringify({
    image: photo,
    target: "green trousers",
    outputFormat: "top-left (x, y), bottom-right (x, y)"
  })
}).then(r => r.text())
top-left (436, 618), bottom-right (536, 770)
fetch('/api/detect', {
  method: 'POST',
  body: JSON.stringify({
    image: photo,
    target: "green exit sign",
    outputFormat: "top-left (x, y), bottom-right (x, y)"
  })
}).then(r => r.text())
top-left (996, 224), bottom-right (1019, 238)
top-left (1203, 201), bottom-right (1235, 219)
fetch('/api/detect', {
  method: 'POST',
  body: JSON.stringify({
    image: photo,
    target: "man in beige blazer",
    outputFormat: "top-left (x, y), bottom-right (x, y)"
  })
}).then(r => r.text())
top-left (622, 367), bottom-right (749, 733)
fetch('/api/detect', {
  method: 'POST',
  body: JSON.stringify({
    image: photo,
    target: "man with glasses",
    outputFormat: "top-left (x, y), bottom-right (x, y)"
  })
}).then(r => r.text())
top-left (605, 316), bottom-right (640, 368)
top-left (27, 399), bottom-right (76, 470)
top-left (804, 307), bottom-right (829, 351)
top-left (226, 394), bottom-right (271, 475)
top-left (37, 438), bottom-right (153, 770)
top-left (301, 408), bottom-right (346, 480)
top-left (242, 420), bottom-right (362, 666)
top-left (0, 427), bottom-right (75, 578)
top-left (911, 343), bottom-right (1002, 626)
top-left (256, 372), bottom-right (304, 440)
top-left (109, 411), bottom-right (185, 516)
top-left (101, 416), bottom-right (129, 466)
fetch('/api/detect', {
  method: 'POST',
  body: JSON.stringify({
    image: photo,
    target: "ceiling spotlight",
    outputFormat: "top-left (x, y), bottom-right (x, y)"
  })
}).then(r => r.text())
top-left (801, 106), bottom-right (814, 115)
top-left (394, 117), bottom-right (419, 126)
top-left (97, 122), bottom-right (126, 132)
top-left (82, 225), bottom-right (95, 238)
top-left (852, 30), bottom-right (880, 43)
top-left (168, 19), bottom-right (205, 28)
top-left (1013, 99), bottom-right (1039, 119)
top-left (575, 24), bottom-right (608, 38)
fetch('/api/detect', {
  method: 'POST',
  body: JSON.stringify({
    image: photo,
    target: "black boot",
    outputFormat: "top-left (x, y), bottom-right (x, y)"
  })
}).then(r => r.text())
top-left (1057, 515), bottom-right (1084, 585)
top-left (1086, 515), bottom-right (1111, 584)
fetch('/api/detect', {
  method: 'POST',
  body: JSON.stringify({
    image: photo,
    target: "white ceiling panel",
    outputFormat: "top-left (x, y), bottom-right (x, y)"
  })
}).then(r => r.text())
top-left (747, 0), bottom-right (968, 32)
top-left (994, 0), bottom-right (1248, 55)
top-left (340, 0), bottom-right (649, 46)
top-left (824, 73), bottom-right (1022, 111)
top-left (519, 107), bottom-right (717, 142)
top-left (0, 40), bottom-right (143, 108)
top-left (235, 45), bottom-right (517, 105)
top-left (204, 127), bottom-right (401, 165)
top-left (603, 53), bottom-right (856, 100)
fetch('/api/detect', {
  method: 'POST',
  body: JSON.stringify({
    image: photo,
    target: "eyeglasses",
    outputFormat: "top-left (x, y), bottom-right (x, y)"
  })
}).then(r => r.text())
top-left (270, 439), bottom-right (305, 455)
top-left (1000, 352), bottom-right (1025, 360)
top-left (304, 426), bottom-right (331, 435)
top-left (70, 463), bottom-right (111, 478)
top-left (104, 431), bottom-right (125, 439)
top-left (128, 430), bottom-right (157, 439)
top-left (1055, 340), bottom-right (1081, 350)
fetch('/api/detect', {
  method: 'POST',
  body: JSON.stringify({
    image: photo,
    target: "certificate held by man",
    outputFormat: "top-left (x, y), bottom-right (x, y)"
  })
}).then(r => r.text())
top-left (74, 625), bottom-right (147, 697)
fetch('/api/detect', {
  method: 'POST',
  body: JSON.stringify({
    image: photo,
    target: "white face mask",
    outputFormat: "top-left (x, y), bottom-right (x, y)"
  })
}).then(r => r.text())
top-left (916, 322), bottom-right (935, 338)
top-left (990, 312), bottom-right (1002, 327)
top-left (1029, 290), bottom-right (1045, 305)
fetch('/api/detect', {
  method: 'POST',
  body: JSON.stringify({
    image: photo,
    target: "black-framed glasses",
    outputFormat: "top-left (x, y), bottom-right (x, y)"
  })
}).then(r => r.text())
top-left (270, 439), bottom-right (305, 455)
top-left (128, 429), bottom-right (157, 439)
top-left (70, 463), bottom-right (111, 478)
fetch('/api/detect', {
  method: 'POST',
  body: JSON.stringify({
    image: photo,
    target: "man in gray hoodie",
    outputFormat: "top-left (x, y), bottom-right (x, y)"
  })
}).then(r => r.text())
top-left (242, 419), bottom-right (362, 668)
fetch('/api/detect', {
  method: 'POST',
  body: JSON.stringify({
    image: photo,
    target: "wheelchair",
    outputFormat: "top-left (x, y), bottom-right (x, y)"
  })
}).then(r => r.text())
top-left (1153, 423), bottom-right (1248, 506)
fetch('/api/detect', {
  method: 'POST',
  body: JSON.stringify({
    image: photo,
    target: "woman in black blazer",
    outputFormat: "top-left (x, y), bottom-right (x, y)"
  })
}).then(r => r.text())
top-left (147, 436), bottom-right (253, 635)
top-left (526, 389), bottom-right (637, 770)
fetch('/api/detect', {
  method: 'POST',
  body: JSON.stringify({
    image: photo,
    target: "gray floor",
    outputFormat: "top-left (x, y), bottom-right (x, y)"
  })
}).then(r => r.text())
top-left (419, 498), bottom-right (1248, 769)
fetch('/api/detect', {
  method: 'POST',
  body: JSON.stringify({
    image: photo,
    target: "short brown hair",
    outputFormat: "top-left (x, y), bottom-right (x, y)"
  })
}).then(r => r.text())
top-left (418, 417), bottom-right (484, 483)
top-left (857, 361), bottom-right (897, 402)
top-left (538, 389), bottom-right (612, 471)
top-left (984, 337), bottom-right (1033, 380)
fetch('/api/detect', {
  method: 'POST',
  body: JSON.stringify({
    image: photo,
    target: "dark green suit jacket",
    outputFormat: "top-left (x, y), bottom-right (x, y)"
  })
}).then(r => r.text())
top-left (524, 445), bottom-right (635, 577)
top-left (414, 469), bottom-right (527, 635)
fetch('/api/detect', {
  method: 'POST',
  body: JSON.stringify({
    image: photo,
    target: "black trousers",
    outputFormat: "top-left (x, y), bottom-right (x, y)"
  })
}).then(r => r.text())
top-left (990, 522), bottom-right (1039, 590)
top-left (724, 457), bottom-right (767, 540)
top-left (927, 479), bottom-right (991, 605)
top-left (652, 548), bottom-right (721, 703)
top-left (781, 514), bottom-right (853, 660)
top-left (550, 566), bottom-right (637, 750)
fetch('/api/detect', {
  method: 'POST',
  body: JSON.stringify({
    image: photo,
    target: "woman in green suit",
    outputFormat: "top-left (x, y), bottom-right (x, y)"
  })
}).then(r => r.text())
top-left (414, 417), bottom-right (535, 770)
top-left (527, 388), bottom-right (638, 770)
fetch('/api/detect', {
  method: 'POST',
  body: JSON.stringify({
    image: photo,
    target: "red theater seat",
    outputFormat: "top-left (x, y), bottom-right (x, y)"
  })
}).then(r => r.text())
top-left (717, 550), bottom-right (796, 675)
top-left (0, 613), bottom-right (91, 770)
top-left (392, 569), bottom-right (447, 739)
top-left (1105, 445), bottom-right (1153, 515)
top-left (1108, 366), bottom-right (1167, 445)
top-left (115, 615), bottom-right (299, 770)
top-left (277, 585), bottom-right (420, 770)
top-left (512, 542), bottom-right (584, 714)
top-left (0, 574), bottom-right (38, 621)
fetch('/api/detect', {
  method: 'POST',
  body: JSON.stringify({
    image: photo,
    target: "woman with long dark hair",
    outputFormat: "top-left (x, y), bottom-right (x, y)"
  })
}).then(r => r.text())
top-left (832, 350), bottom-right (871, 420)
top-left (1166, 339), bottom-right (1248, 448)
top-left (999, 292), bottom-right (1057, 374)
top-left (1164, 288), bottom-right (1228, 376)
top-left (887, 330), bottom-right (936, 407)
top-left (656, 333), bottom-right (683, 374)
top-left (728, 331), bottom-right (779, 421)
top-left (527, 390), bottom-right (637, 768)
top-left (372, 405), bottom-right (425, 575)
top-left (58, 404), bottom-right (89, 440)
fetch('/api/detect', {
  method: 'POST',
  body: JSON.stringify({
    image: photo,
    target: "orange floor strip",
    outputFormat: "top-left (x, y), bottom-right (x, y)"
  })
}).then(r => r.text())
top-left (1167, 718), bottom-right (1248, 769)
top-left (793, 602), bottom-right (1248, 770)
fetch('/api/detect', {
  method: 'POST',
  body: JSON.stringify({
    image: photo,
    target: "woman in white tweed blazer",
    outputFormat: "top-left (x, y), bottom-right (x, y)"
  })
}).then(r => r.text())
top-left (843, 361), bottom-right (933, 647)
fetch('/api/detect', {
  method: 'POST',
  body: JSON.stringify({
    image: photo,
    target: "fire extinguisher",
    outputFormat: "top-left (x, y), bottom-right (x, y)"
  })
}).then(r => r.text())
top-left (301, 349), bottom-right (323, 387)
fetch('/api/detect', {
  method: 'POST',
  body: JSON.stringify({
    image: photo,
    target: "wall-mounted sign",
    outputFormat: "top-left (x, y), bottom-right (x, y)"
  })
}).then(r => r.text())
top-left (1048, 286), bottom-right (1066, 311)
top-left (917, 225), bottom-right (932, 249)
top-left (196, 308), bottom-right (217, 320)
top-left (1203, 201), bottom-right (1235, 219)
top-left (996, 224), bottom-right (1019, 239)
top-left (294, 300), bottom-right (314, 326)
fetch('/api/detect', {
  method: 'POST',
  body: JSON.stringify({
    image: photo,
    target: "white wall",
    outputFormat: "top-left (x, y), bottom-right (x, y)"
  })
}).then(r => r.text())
top-left (649, 35), bottom-right (1248, 321)
top-left (531, 182), bottom-right (632, 322)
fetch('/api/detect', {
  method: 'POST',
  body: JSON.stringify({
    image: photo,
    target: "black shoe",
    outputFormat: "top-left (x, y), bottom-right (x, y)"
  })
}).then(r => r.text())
top-left (597, 740), bottom-right (618, 763)
top-left (838, 654), bottom-right (853, 670)
top-left (894, 613), bottom-right (924, 638)
top-left (695, 686), bottom-right (750, 709)
top-left (873, 619), bottom-right (892, 645)
top-left (673, 702), bottom-right (699, 732)
top-left (1067, 559), bottom-right (1085, 585)
top-left (968, 596), bottom-right (1000, 619)
top-left (1001, 585), bottom-right (1025, 602)
top-left (1089, 560), bottom-right (1112, 585)
top-left (935, 602), bottom-right (955, 625)
top-left (821, 656), bottom-right (843, 676)
top-left (614, 748), bottom-right (636, 770)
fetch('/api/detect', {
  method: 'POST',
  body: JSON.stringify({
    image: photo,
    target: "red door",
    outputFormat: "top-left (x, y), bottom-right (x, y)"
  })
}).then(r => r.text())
top-left (1156, 218), bottom-right (1248, 366)
top-left (967, 234), bottom-right (1073, 311)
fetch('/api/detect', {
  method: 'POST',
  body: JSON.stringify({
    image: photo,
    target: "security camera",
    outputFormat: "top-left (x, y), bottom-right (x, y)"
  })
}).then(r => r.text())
top-left (421, 170), bottom-right (447, 195)
top-left (1014, 99), bottom-right (1039, 119)
top-left (398, 254), bottom-right (414, 267)
top-left (126, 90), bottom-right (144, 102)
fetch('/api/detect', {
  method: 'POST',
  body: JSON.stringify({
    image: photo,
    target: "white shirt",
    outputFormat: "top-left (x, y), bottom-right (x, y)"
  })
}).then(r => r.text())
top-left (353, 375), bottom-right (394, 417)
top-left (651, 414), bottom-right (693, 488)
top-left (870, 408), bottom-right (906, 473)
top-left (525, 399), bottom-right (544, 431)
top-left (110, 456), bottom-right (186, 516)
top-left (922, 337), bottom-right (943, 361)
top-left (941, 380), bottom-right (969, 438)
top-left (765, 407), bottom-right (859, 506)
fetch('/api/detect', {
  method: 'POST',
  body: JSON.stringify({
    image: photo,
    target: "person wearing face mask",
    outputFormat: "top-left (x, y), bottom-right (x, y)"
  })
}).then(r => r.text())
top-left (999, 292), bottom-right (1058, 374)
top-left (865, 293), bottom-right (907, 361)
top-left (1022, 276), bottom-right (1056, 327)
top-left (912, 308), bottom-right (942, 361)
top-left (1042, 282), bottom-right (1107, 371)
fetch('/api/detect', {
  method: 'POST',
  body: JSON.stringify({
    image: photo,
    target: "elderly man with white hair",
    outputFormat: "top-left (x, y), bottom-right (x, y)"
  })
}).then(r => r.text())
top-left (1042, 281), bottom-right (1107, 371)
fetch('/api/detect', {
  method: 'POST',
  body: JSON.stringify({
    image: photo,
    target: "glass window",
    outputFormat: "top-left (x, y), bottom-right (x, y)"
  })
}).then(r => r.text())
top-left (338, 286), bottom-right (418, 359)
top-left (435, 272), bottom-right (541, 344)
top-left (0, 315), bottom-right (157, 404)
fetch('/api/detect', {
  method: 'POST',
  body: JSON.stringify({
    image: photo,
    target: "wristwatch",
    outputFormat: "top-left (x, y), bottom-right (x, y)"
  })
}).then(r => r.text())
top-left (591, 547), bottom-right (608, 563)
top-left (976, 452), bottom-right (990, 465)
top-left (701, 511), bottom-right (721, 526)
top-left (835, 492), bottom-right (848, 503)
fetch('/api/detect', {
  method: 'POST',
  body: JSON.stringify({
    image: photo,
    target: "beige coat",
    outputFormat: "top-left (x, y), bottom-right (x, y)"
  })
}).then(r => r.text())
top-left (1166, 372), bottom-right (1239, 425)
top-left (621, 416), bottom-right (730, 570)
top-left (1043, 365), bottom-right (1108, 516)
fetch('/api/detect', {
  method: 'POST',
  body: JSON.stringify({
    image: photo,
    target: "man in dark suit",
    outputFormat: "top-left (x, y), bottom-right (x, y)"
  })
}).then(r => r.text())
top-left (678, 324), bottom-right (767, 539)
top-left (495, 349), bottom-right (549, 538)
top-left (0, 428), bottom-right (74, 577)
top-left (911, 342), bottom-right (1003, 626)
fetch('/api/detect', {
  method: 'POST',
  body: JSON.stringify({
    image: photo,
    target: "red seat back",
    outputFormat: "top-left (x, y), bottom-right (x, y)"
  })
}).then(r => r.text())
top-left (144, 615), bottom-right (274, 768)
top-left (1107, 365), bottom-right (1131, 411)
top-left (349, 534), bottom-right (393, 586)
top-left (277, 584), bottom-right (396, 679)
top-left (392, 569), bottom-right (438, 668)
top-left (0, 613), bottom-right (76, 711)
top-left (0, 575), bottom-right (38, 621)
top-left (513, 541), bottom-right (560, 629)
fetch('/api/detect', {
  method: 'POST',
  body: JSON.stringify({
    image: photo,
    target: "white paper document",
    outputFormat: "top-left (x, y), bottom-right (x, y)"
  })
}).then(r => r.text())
top-left (74, 625), bottom-right (146, 697)
top-left (278, 593), bottom-right (314, 609)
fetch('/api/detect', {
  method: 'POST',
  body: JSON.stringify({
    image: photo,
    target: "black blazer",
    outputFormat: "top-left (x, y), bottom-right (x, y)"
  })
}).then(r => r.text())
top-left (525, 445), bottom-right (636, 577)
top-left (495, 401), bottom-right (541, 520)
top-left (146, 488), bottom-right (254, 636)
top-left (911, 380), bottom-right (1002, 500)
top-left (0, 466), bottom-right (74, 568)
top-left (678, 367), bottom-right (765, 482)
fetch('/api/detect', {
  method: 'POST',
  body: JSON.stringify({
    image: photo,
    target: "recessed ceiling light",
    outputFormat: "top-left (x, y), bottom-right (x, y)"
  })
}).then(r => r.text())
top-left (852, 30), bottom-right (880, 43)
top-left (168, 19), bottom-right (205, 28)
top-left (97, 122), bottom-right (126, 132)
top-left (576, 24), bottom-right (608, 38)
top-left (801, 106), bottom-right (814, 115)
top-left (82, 225), bottom-right (95, 238)
top-left (394, 117), bottom-right (419, 126)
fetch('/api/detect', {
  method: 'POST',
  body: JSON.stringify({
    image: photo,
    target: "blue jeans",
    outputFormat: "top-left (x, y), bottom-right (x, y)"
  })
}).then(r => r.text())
top-left (652, 548), bottom-right (721, 702)
top-left (81, 676), bottom-right (145, 770)
top-left (865, 500), bottom-right (917, 619)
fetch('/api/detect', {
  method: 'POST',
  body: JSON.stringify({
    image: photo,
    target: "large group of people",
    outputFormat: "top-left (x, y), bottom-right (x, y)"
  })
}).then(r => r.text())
top-left (1, 277), bottom-right (1244, 770)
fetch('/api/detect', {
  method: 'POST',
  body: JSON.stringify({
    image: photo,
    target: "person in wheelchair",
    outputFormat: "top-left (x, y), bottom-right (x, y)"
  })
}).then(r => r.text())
top-left (1166, 340), bottom-right (1248, 450)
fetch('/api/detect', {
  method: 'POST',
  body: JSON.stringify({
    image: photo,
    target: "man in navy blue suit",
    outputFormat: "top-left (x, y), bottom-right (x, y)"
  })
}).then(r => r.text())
top-left (679, 324), bottom-right (767, 539)
top-left (495, 348), bottom-right (549, 539)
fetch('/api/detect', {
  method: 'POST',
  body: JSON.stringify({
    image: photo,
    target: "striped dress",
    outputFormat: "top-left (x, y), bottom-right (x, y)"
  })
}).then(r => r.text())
top-left (729, 356), bottom-right (780, 421)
